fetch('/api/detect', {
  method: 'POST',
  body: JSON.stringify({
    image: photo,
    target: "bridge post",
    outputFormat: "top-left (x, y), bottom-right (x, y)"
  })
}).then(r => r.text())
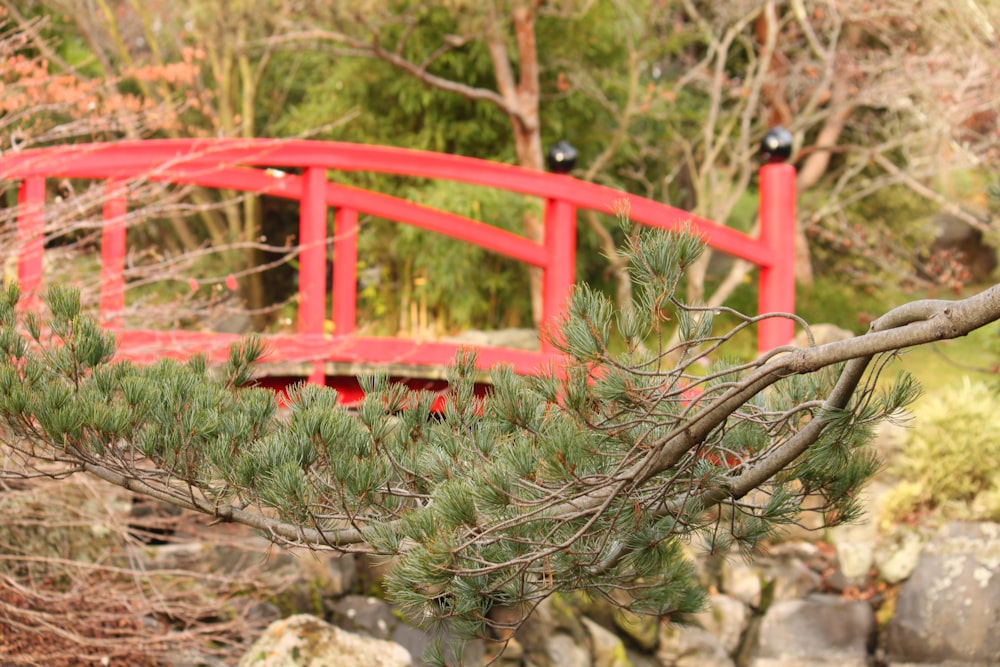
top-left (100, 179), bottom-right (128, 329)
top-left (541, 197), bottom-right (576, 351)
top-left (757, 160), bottom-right (797, 352)
top-left (16, 177), bottom-right (45, 309)
top-left (299, 167), bottom-right (328, 384)
top-left (332, 207), bottom-right (358, 336)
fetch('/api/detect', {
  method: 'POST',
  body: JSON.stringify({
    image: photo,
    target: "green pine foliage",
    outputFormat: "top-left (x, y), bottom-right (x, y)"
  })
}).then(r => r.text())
top-left (0, 228), bottom-right (920, 654)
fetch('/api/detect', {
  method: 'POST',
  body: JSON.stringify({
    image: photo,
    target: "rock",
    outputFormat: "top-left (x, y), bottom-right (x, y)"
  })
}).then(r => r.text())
top-left (930, 213), bottom-right (997, 283)
top-left (0, 479), bottom-right (132, 565)
top-left (719, 547), bottom-right (823, 613)
top-left (163, 649), bottom-right (228, 667)
top-left (821, 566), bottom-right (852, 594)
top-left (328, 595), bottom-right (484, 666)
top-left (238, 614), bottom-right (412, 667)
top-left (507, 598), bottom-right (560, 665)
top-left (759, 552), bottom-right (823, 604)
top-left (771, 492), bottom-right (830, 541)
top-left (500, 638), bottom-right (524, 662)
top-left (492, 595), bottom-right (591, 666)
top-left (657, 624), bottom-right (734, 667)
top-left (546, 632), bottom-right (592, 667)
top-left (387, 624), bottom-right (435, 667)
top-left (883, 522), bottom-right (1000, 665)
top-left (690, 594), bottom-right (748, 656)
top-left (128, 496), bottom-right (182, 543)
top-left (719, 559), bottom-right (762, 608)
top-left (235, 599), bottom-right (284, 630)
top-left (582, 617), bottom-right (631, 667)
top-left (612, 607), bottom-right (659, 652)
top-left (831, 539), bottom-right (875, 588)
top-left (278, 551), bottom-right (355, 615)
top-left (226, 540), bottom-right (357, 616)
top-left (828, 516), bottom-right (879, 588)
top-left (750, 594), bottom-right (874, 667)
top-left (873, 422), bottom-right (910, 463)
top-left (149, 542), bottom-right (209, 571)
top-left (624, 650), bottom-right (659, 667)
top-left (873, 526), bottom-right (927, 585)
top-left (331, 596), bottom-right (398, 640)
top-left (148, 535), bottom-right (357, 618)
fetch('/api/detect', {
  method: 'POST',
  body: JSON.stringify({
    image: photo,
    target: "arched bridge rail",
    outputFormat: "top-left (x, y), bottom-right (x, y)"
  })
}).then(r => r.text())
top-left (1, 139), bottom-right (795, 400)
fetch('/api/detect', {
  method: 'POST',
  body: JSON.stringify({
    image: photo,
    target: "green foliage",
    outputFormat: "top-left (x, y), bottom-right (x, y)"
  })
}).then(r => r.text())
top-left (808, 181), bottom-right (937, 291)
top-left (882, 378), bottom-right (1000, 524)
top-left (355, 180), bottom-right (535, 333)
top-left (275, 7), bottom-right (509, 157)
top-left (795, 278), bottom-right (890, 335)
top-left (0, 227), bottom-right (923, 651)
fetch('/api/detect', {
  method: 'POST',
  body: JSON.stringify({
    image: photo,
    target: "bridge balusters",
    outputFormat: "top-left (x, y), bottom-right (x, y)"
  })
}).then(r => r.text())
top-left (757, 162), bottom-right (797, 351)
top-left (541, 197), bottom-right (577, 352)
top-left (100, 179), bottom-right (128, 329)
top-left (16, 177), bottom-right (45, 309)
top-left (332, 207), bottom-right (358, 336)
top-left (299, 166), bottom-right (328, 384)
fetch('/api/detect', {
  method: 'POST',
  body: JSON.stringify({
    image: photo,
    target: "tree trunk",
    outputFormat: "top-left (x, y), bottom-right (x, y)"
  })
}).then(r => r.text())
top-left (486, 2), bottom-right (546, 326)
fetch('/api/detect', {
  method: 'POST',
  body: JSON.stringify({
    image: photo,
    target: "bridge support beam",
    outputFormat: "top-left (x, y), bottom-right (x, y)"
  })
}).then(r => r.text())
top-left (16, 177), bottom-right (45, 309)
top-left (100, 179), bottom-right (128, 329)
top-left (333, 207), bottom-right (358, 336)
top-left (757, 162), bottom-right (797, 352)
top-left (299, 167), bottom-right (328, 384)
top-left (541, 197), bottom-right (577, 351)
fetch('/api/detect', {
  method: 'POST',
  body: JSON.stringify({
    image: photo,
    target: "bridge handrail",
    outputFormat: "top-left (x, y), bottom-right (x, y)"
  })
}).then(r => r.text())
top-left (1, 139), bottom-right (795, 382)
top-left (1, 139), bottom-right (770, 262)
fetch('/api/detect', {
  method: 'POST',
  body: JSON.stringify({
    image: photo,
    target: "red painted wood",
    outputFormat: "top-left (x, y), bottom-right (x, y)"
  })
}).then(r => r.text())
top-left (757, 163), bottom-right (797, 351)
top-left (323, 182), bottom-right (547, 267)
top-left (0, 140), bottom-right (771, 264)
top-left (299, 167), bottom-right (328, 383)
top-left (254, 375), bottom-right (471, 409)
top-left (0, 139), bottom-right (797, 398)
top-left (113, 329), bottom-right (562, 375)
top-left (134, 165), bottom-right (547, 267)
top-left (333, 207), bottom-right (358, 336)
top-left (100, 179), bottom-right (127, 329)
top-left (16, 177), bottom-right (45, 308)
top-left (542, 196), bottom-right (577, 351)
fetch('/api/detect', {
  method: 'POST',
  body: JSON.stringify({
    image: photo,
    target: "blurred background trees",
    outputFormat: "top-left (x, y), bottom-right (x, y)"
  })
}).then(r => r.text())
top-left (2, 0), bottom-right (998, 338)
top-left (2, 2), bottom-right (999, 662)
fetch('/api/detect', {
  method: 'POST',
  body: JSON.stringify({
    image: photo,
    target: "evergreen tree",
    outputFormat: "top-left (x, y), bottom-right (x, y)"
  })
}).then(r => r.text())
top-left (2, 225), bottom-right (999, 660)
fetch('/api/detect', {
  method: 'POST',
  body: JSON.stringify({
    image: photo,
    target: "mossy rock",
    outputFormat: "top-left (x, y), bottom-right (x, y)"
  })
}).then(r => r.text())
top-left (612, 607), bottom-right (659, 652)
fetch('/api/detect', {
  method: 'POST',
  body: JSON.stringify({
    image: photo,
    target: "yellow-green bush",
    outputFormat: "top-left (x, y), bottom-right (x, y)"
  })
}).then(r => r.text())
top-left (882, 378), bottom-right (1000, 525)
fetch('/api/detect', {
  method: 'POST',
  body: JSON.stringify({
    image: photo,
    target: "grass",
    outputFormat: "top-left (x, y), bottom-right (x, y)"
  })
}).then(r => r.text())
top-left (889, 322), bottom-right (998, 391)
top-left (867, 279), bottom-right (1000, 393)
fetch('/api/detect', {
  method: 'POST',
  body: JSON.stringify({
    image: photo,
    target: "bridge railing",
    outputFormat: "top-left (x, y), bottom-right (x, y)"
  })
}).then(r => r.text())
top-left (1, 139), bottom-right (795, 385)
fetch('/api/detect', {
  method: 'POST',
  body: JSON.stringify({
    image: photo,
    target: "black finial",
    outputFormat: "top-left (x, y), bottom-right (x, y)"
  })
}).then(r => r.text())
top-left (760, 127), bottom-right (794, 164)
top-left (546, 140), bottom-right (577, 174)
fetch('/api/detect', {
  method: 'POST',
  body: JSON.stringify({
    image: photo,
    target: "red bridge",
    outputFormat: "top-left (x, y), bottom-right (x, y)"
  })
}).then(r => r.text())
top-left (1, 139), bottom-right (795, 403)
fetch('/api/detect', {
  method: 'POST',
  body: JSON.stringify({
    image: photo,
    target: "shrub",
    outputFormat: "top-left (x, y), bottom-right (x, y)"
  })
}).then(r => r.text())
top-left (882, 378), bottom-right (1000, 525)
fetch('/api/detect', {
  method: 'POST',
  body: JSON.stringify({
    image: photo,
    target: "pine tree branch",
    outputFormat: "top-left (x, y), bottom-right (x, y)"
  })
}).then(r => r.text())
top-left (586, 284), bottom-right (1000, 573)
top-left (539, 283), bottom-right (1000, 527)
top-left (3, 235), bottom-right (999, 643)
top-left (76, 458), bottom-right (369, 550)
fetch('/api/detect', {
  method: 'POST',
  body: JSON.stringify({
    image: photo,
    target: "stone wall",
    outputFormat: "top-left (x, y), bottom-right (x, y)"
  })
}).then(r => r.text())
top-left (220, 514), bottom-right (998, 667)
